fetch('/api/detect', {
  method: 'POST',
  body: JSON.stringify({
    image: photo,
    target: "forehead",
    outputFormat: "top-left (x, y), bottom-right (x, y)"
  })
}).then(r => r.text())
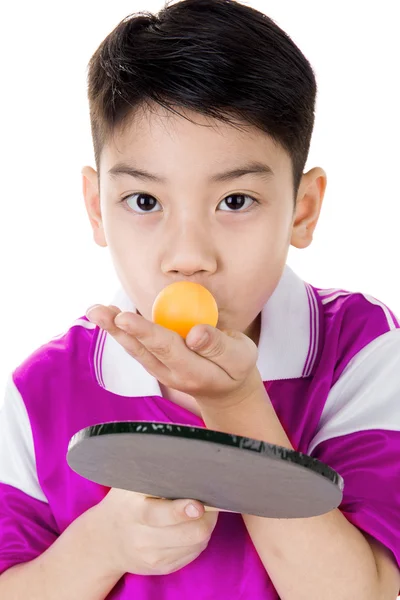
top-left (101, 104), bottom-right (289, 177)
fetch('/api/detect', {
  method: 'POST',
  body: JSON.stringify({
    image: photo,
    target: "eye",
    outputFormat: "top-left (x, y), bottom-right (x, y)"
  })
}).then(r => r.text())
top-left (123, 193), bottom-right (162, 214)
top-left (122, 192), bottom-right (258, 214)
top-left (218, 194), bottom-right (257, 212)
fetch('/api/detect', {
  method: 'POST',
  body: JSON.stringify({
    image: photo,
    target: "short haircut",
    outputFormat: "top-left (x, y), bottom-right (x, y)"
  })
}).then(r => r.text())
top-left (85, 0), bottom-right (317, 201)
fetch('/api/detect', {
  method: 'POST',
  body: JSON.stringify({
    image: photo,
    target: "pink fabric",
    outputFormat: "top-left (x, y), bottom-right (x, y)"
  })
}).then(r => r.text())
top-left (312, 429), bottom-right (400, 567)
top-left (0, 484), bottom-right (58, 573)
top-left (1, 287), bottom-right (399, 598)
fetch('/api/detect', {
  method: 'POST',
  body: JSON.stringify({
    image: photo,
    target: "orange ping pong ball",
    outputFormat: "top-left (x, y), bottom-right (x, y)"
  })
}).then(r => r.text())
top-left (152, 281), bottom-right (219, 338)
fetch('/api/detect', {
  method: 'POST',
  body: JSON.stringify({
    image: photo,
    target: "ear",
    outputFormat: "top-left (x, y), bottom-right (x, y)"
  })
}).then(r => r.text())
top-left (291, 167), bottom-right (327, 249)
top-left (81, 166), bottom-right (107, 248)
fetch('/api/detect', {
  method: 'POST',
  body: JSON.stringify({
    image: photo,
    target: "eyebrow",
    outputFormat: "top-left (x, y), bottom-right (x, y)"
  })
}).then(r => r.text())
top-left (108, 160), bottom-right (274, 183)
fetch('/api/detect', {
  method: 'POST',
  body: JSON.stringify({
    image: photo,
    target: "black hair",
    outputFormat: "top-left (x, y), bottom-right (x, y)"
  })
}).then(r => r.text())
top-left (86, 0), bottom-right (317, 201)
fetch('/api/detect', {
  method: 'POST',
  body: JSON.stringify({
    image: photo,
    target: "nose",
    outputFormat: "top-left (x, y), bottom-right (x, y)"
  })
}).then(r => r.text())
top-left (160, 220), bottom-right (217, 277)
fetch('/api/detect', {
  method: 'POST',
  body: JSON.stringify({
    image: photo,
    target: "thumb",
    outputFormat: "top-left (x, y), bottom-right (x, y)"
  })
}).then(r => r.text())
top-left (186, 324), bottom-right (257, 381)
top-left (181, 500), bottom-right (205, 520)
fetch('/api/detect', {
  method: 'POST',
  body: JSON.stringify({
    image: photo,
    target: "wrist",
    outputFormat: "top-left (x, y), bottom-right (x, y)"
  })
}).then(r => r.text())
top-left (196, 368), bottom-right (264, 413)
top-left (83, 501), bottom-right (126, 580)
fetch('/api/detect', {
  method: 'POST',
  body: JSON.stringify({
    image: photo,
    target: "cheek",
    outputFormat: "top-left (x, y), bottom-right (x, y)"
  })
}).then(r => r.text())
top-left (108, 244), bottom-right (157, 312)
top-left (103, 211), bottom-right (146, 257)
top-left (228, 227), bottom-right (289, 301)
top-left (103, 206), bottom-right (131, 237)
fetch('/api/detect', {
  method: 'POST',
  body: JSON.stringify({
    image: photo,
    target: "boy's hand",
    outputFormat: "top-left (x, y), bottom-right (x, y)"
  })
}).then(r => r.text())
top-left (93, 488), bottom-right (218, 576)
top-left (86, 304), bottom-right (262, 409)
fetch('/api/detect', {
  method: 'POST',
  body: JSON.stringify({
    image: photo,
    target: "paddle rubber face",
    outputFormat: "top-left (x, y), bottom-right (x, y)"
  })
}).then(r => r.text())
top-left (67, 421), bottom-right (344, 519)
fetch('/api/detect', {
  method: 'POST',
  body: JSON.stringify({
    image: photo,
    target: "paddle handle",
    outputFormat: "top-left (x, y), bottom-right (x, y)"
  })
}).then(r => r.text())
top-left (204, 505), bottom-right (221, 512)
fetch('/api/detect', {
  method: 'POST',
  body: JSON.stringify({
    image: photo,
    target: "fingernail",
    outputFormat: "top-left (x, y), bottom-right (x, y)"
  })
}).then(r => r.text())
top-left (185, 503), bottom-right (200, 518)
top-left (86, 304), bottom-right (101, 319)
top-left (188, 332), bottom-right (209, 350)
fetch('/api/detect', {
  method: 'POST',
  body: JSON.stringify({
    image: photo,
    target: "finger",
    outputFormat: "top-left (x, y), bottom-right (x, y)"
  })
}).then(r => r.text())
top-left (152, 511), bottom-right (218, 549)
top-left (86, 304), bottom-right (125, 332)
top-left (87, 305), bottom-right (171, 381)
top-left (113, 310), bottom-right (222, 385)
top-left (114, 310), bottom-right (188, 364)
top-left (139, 496), bottom-right (205, 528)
top-left (185, 324), bottom-right (258, 381)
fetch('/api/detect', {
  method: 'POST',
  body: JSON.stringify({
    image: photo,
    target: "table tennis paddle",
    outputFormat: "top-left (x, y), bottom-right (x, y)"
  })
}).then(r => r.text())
top-left (67, 421), bottom-right (344, 518)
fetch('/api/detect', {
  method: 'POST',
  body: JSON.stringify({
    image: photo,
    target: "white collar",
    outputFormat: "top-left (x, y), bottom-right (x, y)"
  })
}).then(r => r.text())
top-left (93, 265), bottom-right (320, 396)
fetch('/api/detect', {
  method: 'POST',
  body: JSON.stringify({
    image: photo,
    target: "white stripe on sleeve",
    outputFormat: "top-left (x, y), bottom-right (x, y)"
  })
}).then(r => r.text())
top-left (307, 328), bottom-right (400, 455)
top-left (0, 375), bottom-right (48, 503)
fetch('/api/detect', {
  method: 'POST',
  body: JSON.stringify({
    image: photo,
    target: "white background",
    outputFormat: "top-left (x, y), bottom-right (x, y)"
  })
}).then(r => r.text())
top-left (0, 1), bottom-right (399, 399)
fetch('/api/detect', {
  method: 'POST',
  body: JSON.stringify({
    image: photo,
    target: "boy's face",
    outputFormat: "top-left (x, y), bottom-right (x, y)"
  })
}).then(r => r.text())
top-left (82, 105), bottom-right (326, 344)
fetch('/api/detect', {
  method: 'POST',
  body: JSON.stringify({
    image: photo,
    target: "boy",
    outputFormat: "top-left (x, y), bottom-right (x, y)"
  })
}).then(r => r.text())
top-left (0, 0), bottom-right (399, 598)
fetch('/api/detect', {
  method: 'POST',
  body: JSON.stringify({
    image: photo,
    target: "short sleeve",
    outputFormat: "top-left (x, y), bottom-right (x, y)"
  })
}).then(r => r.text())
top-left (307, 328), bottom-right (400, 569)
top-left (0, 375), bottom-right (59, 574)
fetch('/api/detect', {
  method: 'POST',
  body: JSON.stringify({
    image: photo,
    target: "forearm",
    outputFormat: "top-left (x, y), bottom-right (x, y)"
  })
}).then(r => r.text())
top-left (243, 508), bottom-right (379, 600)
top-left (0, 504), bottom-right (124, 600)
top-left (199, 388), bottom-right (381, 600)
